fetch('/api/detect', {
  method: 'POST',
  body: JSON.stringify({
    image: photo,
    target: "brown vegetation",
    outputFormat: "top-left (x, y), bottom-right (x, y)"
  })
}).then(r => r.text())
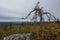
top-left (0, 22), bottom-right (60, 40)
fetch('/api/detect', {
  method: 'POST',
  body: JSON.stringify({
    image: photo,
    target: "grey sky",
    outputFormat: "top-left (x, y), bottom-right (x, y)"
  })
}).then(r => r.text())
top-left (0, 0), bottom-right (60, 20)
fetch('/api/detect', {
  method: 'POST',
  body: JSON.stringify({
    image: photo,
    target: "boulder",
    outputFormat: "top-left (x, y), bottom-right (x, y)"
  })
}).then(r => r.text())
top-left (3, 33), bottom-right (31, 40)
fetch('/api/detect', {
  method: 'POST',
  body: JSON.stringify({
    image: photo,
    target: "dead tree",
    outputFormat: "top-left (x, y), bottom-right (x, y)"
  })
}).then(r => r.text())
top-left (20, 1), bottom-right (57, 23)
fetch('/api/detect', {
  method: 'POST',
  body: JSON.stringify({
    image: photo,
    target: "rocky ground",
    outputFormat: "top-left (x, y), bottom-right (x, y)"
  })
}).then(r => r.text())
top-left (3, 33), bottom-right (31, 40)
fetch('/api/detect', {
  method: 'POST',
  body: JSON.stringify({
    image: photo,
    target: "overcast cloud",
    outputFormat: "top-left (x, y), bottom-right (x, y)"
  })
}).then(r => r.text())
top-left (0, 0), bottom-right (60, 21)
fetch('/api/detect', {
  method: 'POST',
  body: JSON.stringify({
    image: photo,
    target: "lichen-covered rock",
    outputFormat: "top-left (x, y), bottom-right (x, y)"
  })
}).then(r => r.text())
top-left (3, 33), bottom-right (31, 40)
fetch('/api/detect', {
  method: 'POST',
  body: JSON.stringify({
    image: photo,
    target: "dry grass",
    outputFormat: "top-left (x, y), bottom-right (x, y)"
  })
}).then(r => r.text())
top-left (0, 22), bottom-right (60, 40)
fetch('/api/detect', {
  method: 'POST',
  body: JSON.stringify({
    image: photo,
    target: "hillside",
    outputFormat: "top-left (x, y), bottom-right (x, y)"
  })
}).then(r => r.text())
top-left (0, 21), bottom-right (60, 40)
